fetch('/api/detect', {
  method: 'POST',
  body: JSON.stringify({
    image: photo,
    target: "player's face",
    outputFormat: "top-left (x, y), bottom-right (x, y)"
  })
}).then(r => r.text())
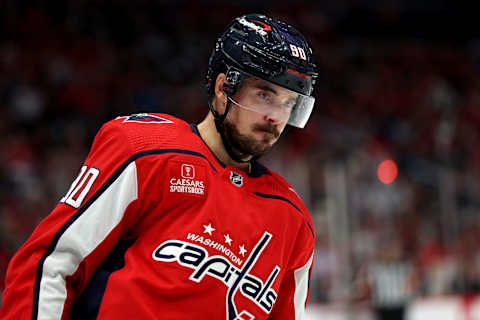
top-left (223, 78), bottom-right (296, 159)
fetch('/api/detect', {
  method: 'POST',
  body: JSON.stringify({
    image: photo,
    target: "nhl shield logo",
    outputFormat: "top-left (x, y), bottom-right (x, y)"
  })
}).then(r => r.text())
top-left (230, 171), bottom-right (243, 187)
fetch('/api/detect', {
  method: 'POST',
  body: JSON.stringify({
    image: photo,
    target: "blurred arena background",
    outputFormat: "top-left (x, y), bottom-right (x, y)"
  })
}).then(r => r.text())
top-left (1, 1), bottom-right (479, 319)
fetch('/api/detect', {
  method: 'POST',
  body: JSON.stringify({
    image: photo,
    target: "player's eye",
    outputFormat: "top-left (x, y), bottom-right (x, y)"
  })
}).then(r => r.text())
top-left (275, 95), bottom-right (297, 111)
top-left (257, 91), bottom-right (273, 103)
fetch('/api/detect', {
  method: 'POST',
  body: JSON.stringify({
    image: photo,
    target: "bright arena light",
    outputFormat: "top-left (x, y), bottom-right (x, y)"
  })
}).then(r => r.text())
top-left (377, 159), bottom-right (398, 184)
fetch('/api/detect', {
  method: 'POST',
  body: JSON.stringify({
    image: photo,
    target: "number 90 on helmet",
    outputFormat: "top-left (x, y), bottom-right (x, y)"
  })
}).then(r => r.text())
top-left (206, 13), bottom-right (318, 128)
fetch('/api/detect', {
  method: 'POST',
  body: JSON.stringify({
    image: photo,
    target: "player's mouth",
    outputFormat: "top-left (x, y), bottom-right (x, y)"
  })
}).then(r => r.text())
top-left (253, 124), bottom-right (280, 139)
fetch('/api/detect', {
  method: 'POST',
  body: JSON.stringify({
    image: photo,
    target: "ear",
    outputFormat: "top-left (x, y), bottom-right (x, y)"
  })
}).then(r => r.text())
top-left (213, 73), bottom-right (227, 113)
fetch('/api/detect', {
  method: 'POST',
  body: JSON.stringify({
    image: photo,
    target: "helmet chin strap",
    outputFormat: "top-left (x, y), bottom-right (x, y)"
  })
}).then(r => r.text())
top-left (207, 98), bottom-right (252, 164)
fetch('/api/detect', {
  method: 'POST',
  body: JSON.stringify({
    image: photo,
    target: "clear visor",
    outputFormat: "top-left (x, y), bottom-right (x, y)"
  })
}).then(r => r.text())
top-left (226, 70), bottom-right (315, 128)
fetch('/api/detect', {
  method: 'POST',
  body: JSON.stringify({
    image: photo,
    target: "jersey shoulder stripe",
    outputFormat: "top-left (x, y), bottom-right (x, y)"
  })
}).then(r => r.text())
top-left (32, 147), bottom-right (215, 319)
top-left (253, 192), bottom-right (314, 239)
top-left (254, 192), bottom-right (303, 215)
top-left (33, 161), bottom-right (139, 319)
top-left (256, 166), bottom-right (315, 233)
top-left (130, 149), bottom-right (217, 172)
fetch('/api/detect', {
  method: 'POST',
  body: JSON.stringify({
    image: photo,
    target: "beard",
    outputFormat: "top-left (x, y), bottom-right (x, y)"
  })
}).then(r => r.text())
top-left (223, 118), bottom-right (281, 160)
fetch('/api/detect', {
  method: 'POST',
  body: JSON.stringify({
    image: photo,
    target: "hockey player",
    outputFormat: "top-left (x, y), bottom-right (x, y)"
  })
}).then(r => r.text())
top-left (0, 13), bottom-right (317, 319)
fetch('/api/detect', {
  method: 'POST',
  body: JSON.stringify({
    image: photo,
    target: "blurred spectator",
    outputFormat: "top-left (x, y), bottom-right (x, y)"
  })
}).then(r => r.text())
top-left (1, 0), bottom-right (480, 312)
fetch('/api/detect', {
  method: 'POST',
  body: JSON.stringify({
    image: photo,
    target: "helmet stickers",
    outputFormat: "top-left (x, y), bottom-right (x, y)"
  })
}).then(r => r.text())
top-left (237, 17), bottom-right (271, 37)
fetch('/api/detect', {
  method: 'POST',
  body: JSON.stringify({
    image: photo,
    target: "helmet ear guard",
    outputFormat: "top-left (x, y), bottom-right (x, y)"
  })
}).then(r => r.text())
top-left (222, 68), bottom-right (244, 97)
top-left (225, 68), bottom-right (242, 86)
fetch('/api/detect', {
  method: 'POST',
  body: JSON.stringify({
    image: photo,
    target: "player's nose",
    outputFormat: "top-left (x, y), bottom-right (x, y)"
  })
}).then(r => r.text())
top-left (264, 114), bottom-right (284, 126)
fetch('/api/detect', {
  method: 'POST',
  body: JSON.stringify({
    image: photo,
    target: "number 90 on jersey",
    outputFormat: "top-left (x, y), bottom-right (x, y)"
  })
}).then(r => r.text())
top-left (60, 165), bottom-right (100, 209)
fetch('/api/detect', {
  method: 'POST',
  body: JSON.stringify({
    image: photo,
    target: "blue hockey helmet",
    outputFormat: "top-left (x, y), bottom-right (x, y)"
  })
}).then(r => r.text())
top-left (206, 13), bottom-right (318, 128)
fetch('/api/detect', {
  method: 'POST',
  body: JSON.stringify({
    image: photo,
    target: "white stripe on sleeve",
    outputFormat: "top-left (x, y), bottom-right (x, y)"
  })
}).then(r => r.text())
top-left (293, 253), bottom-right (314, 320)
top-left (38, 161), bottom-right (138, 319)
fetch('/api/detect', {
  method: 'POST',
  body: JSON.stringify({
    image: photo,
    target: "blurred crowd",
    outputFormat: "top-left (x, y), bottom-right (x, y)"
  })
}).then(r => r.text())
top-left (1, 0), bottom-right (480, 309)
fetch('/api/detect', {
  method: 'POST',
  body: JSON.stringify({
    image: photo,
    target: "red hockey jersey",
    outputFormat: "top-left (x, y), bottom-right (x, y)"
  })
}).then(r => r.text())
top-left (0, 113), bottom-right (315, 320)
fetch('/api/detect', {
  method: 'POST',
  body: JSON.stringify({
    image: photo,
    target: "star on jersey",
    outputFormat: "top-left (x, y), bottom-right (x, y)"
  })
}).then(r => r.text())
top-left (224, 234), bottom-right (233, 245)
top-left (239, 245), bottom-right (247, 256)
top-left (203, 223), bottom-right (215, 235)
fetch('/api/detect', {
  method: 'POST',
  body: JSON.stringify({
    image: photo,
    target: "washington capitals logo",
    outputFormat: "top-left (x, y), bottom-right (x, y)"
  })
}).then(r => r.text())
top-left (153, 232), bottom-right (280, 319)
top-left (118, 113), bottom-right (173, 124)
